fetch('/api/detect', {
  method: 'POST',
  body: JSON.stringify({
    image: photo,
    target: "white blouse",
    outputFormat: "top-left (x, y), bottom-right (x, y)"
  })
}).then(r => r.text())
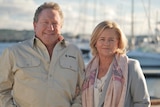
top-left (94, 68), bottom-right (109, 107)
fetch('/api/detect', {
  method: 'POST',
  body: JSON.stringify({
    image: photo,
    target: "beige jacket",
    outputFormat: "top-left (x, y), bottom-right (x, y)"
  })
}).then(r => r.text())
top-left (0, 37), bottom-right (85, 107)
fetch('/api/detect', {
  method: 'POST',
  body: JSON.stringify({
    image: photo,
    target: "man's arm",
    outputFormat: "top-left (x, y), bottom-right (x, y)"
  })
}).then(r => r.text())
top-left (71, 49), bottom-right (85, 107)
top-left (0, 49), bottom-right (16, 107)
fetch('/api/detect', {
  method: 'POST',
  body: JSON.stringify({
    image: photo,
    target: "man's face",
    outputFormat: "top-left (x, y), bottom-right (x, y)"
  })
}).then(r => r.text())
top-left (33, 8), bottom-right (62, 46)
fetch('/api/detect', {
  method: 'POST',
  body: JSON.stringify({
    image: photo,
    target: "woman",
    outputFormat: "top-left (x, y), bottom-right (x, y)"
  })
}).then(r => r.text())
top-left (82, 20), bottom-right (150, 107)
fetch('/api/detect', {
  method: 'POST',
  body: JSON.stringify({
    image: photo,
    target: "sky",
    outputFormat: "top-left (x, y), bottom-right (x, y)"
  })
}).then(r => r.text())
top-left (0, 0), bottom-right (160, 36)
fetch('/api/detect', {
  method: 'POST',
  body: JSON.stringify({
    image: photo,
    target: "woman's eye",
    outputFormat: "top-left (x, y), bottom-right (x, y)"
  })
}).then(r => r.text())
top-left (100, 39), bottom-right (104, 41)
top-left (109, 39), bottom-right (114, 41)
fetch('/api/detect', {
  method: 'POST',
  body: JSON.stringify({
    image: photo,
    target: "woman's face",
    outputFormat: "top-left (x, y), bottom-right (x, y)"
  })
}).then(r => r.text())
top-left (95, 29), bottom-right (119, 57)
top-left (33, 8), bottom-right (62, 46)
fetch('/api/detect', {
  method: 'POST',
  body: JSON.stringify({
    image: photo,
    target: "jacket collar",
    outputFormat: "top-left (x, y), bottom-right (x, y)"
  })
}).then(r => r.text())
top-left (28, 35), bottom-right (66, 50)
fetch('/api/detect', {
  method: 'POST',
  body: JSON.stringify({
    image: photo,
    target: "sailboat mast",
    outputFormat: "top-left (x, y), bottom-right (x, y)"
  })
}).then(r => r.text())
top-left (130, 0), bottom-right (135, 50)
top-left (148, 0), bottom-right (151, 36)
top-left (93, 0), bottom-right (97, 28)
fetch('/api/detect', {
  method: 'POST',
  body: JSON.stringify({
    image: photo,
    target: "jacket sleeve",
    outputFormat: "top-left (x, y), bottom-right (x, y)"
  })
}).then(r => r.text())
top-left (0, 49), bottom-right (16, 107)
top-left (129, 59), bottom-right (151, 107)
top-left (71, 49), bottom-right (85, 107)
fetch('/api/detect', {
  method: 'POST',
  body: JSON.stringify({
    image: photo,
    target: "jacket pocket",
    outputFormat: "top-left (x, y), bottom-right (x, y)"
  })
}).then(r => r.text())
top-left (15, 55), bottom-right (42, 81)
top-left (16, 56), bottom-right (40, 68)
top-left (60, 53), bottom-right (78, 72)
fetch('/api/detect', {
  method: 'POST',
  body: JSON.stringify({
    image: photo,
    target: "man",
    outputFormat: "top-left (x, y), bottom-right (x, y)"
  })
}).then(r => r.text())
top-left (0, 2), bottom-right (85, 107)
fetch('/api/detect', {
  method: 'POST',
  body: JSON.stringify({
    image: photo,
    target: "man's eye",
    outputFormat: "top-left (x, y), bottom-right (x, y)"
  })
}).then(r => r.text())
top-left (42, 21), bottom-right (48, 24)
top-left (52, 23), bottom-right (59, 26)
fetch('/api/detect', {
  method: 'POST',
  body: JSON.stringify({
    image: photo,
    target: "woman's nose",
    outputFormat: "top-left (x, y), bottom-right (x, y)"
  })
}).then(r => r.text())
top-left (104, 40), bottom-right (110, 45)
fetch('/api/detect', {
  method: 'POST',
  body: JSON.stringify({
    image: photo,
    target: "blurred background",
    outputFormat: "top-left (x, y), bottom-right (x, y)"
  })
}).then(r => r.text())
top-left (0, 0), bottom-right (160, 106)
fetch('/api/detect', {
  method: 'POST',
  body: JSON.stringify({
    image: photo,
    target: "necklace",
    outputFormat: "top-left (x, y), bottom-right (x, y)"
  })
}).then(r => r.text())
top-left (95, 65), bottom-right (109, 92)
top-left (95, 68), bottom-right (108, 92)
top-left (95, 78), bottom-right (106, 92)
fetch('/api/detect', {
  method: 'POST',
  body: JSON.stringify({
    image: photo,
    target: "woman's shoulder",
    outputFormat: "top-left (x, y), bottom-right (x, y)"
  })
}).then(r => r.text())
top-left (127, 58), bottom-right (143, 75)
top-left (128, 58), bottom-right (140, 66)
top-left (128, 58), bottom-right (142, 71)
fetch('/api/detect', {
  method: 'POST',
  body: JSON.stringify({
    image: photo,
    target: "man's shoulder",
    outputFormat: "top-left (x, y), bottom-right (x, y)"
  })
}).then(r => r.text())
top-left (64, 40), bottom-right (79, 50)
top-left (9, 38), bottom-right (33, 51)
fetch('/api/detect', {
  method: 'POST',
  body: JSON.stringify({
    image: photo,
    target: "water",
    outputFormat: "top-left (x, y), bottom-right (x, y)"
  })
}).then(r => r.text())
top-left (0, 42), bottom-right (16, 54)
top-left (146, 77), bottom-right (160, 99)
top-left (0, 42), bottom-right (160, 99)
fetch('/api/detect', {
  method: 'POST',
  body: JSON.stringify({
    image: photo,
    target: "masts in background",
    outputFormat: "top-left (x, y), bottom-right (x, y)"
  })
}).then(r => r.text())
top-left (148, 0), bottom-right (151, 36)
top-left (155, 11), bottom-right (160, 38)
top-left (130, 0), bottom-right (135, 50)
top-left (141, 0), bottom-right (160, 43)
top-left (141, 0), bottom-right (152, 36)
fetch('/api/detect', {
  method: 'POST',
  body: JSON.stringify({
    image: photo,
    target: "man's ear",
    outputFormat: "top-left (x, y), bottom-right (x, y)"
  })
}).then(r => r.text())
top-left (33, 22), bottom-right (37, 31)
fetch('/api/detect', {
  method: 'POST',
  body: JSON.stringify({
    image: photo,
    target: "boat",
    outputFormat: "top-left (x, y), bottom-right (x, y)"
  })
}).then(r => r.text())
top-left (127, 43), bottom-right (160, 67)
top-left (144, 69), bottom-right (160, 107)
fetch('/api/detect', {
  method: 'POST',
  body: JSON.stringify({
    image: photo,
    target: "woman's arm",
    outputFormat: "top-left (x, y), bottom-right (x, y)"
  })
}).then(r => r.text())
top-left (129, 59), bottom-right (150, 107)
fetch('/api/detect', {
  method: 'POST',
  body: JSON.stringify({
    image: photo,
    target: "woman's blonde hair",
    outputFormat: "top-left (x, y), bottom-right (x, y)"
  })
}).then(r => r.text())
top-left (90, 20), bottom-right (128, 56)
